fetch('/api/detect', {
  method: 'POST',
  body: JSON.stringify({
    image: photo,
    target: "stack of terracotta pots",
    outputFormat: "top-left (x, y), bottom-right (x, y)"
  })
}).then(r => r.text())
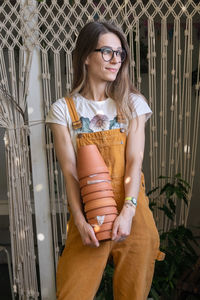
top-left (77, 144), bottom-right (118, 241)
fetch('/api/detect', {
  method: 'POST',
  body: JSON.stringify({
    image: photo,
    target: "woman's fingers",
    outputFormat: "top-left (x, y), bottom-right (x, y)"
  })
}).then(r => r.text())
top-left (111, 216), bottom-right (120, 240)
top-left (80, 223), bottom-right (99, 247)
top-left (111, 214), bottom-right (132, 242)
top-left (88, 227), bottom-right (100, 247)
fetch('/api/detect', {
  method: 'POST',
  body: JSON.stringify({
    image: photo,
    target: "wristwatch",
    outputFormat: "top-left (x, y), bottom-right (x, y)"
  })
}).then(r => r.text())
top-left (125, 196), bottom-right (137, 207)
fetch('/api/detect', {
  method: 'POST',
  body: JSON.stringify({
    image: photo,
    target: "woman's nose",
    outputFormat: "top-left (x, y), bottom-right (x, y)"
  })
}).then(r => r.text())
top-left (110, 53), bottom-right (120, 64)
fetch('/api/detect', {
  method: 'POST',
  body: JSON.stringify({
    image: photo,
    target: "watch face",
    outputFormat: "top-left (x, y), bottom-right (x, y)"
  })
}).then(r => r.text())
top-left (131, 198), bottom-right (137, 206)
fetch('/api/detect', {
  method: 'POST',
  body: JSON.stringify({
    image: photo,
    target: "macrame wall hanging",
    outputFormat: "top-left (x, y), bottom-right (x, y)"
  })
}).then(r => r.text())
top-left (0, 0), bottom-right (199, 299)
top-left (0, 48), bottom-right (39, 298)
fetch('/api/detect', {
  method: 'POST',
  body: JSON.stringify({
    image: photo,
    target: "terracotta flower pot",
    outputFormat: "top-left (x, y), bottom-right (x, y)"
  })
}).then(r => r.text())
top-left (77, 144), bottom-right (109, 179)
top-left (81, 181), bottom-right (113, 197)
top-left (86, 206), bottom-right (118, 220)
top-left (93, 222), bottom-right (113, 233)
top-left (79, 172), bottom-right (111, 188)
top-left (84, 198), bottom-right (116, 212)
top-left (95, 230), bottom-right (112, 242)
top-left (82, 190), bottom-right (114, 203)
top-left (88, 214), bottom-right (117, 225)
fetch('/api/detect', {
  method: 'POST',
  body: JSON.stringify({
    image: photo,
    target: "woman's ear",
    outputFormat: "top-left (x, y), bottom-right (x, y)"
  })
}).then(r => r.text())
top-left (85, 55), bottom-right (90, 65)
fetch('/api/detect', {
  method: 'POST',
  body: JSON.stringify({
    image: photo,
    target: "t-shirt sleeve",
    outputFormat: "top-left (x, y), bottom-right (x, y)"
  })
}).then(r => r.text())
top-left (130, 93), bottom-right (152, 122)
top-left (45, 98), bottom-right (68, 127)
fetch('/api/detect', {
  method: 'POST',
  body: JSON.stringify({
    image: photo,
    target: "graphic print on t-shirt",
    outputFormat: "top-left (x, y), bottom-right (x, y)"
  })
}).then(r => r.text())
top-left (80, 114), bottom-right (120, 133)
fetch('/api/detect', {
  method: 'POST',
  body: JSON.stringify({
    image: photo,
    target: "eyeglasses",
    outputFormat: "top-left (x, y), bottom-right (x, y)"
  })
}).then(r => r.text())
top-left (94, 47), bottom-right (126, 63)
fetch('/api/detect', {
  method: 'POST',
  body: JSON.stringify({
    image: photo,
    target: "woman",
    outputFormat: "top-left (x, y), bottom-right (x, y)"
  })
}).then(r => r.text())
top-left (46, 21), bottom-right (161, 300)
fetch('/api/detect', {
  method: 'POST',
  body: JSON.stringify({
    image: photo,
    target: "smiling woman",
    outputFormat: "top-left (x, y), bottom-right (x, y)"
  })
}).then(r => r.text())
top-left (70, 21), bottom-right (137, 121)
top-left (46, 21), bottom-right (162, 300)
top-left (84, 32), bottom-right (123, 84)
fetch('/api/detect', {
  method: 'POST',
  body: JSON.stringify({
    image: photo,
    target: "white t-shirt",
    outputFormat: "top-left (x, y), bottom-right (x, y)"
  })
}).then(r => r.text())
top-left (46, 93), bottom-right (152, 151)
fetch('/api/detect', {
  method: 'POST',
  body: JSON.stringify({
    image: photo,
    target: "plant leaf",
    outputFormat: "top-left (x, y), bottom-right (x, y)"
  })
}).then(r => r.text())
top-left (149, 202), bottom-right (157, 211)
top-left (174, 188), bottom-right (184, 200)
top-left (149, 287), bottom-right (160, 300)
top-left (168, 198), bottom-right (176, 213)
top-left (175, 173), bottom-right (181, 178)
top-left (158, 175), bottom-right (170, 180)
top-left (158, 205), bottom-right (174, 221)
top-left (177, 182), bottom-right (188, 194)
top-left (178, 178), bottom-right (191, 188)
top-left (182, 194), bottom-right (188, 205)
top-left (147, 187), bottom-right (159, 196)
top-left (160, 183), bottom-right (175, 197)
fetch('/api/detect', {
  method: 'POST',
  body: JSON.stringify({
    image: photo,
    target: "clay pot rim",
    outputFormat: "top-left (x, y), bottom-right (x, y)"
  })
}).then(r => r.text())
top-left (90, 220), bottom-right (115, 226)
top-left (84, 197), bottom-right (116, 204)
top-left (86, 206), bottom-right (118, 217)
top-left (81, 181), bottom-right (112, 191)
top-left (80, 171), bottom-right (110, 179)
top-left (88, 213), bottom-right (118, 221)
top-left (84, 200), bottom-right (117, 213)
top-left (93, 221), bottom-right (113, 231)
top-left (86, 205), bottom-right (118, 220)
top-left (82, 188), bottom-right (113, 197)
top-left (78, 167), bottom-right (109, 180)
top-left (83, 196), bottom-right (115, 202)
top-left (79, 171), bottom-right (110, 181)
top-left (88, 213), bottom-right (118, 222)
top-left (95, 230), bottom-right (112, 241)
top-left (80, 172), bottom-right (111, 178)
top-left (85, 204), bottom-right (117, 213)
top-left (83, 190), bottom-right (114, 202)
top-left (83, 195), bottom-right (115, 203)
top-left (79, 172), bottom-right (111, 185)
top-left (80, 179), bottom-right (111, 189)
top-left (96, 229), bottom-right (112, 234)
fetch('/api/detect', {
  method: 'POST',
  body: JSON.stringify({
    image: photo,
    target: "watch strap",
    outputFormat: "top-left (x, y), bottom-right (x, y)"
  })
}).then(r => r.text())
top-left (125, 196), bottom-right (137, 207)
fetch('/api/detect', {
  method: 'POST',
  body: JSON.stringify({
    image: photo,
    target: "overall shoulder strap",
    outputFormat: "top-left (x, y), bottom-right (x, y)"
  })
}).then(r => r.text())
top-left (64, 97), bottom-right (82, 130)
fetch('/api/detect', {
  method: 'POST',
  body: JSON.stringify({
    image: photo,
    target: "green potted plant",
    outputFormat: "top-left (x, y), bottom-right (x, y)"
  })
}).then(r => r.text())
top-left (95, 174), bottom-right (199, 300)
top-left (148, 174), bottom-right (200, 300)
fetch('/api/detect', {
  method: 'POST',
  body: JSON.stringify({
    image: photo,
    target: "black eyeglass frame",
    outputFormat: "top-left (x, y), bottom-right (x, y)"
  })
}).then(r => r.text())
top-left (94, 47), bottom-right (126, 63)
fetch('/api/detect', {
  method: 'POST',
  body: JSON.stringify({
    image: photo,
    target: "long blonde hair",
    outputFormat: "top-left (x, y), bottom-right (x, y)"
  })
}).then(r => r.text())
top-left (70, 21), bottom-right (140, 122)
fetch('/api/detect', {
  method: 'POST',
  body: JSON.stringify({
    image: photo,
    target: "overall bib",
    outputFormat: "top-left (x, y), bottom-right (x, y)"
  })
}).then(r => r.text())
top-left (56, 98), bottom-right (163, 300)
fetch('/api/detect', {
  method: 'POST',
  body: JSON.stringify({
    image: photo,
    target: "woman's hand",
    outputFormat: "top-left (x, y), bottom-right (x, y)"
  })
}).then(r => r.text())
top-left (112, 114), bottom-right (146, 242)
top-left (112, 205), bottom-right (135, 242)
top-left (76, 219), bottom-right (100, 248)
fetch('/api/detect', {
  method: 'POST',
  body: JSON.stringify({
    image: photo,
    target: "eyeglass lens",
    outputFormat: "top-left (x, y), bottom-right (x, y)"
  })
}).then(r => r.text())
top-left (102, 48), bottom-right (126, 62)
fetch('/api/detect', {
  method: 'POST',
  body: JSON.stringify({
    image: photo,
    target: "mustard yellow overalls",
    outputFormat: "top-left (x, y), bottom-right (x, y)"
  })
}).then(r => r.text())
top-left (56, 98), bottom-right (163, 300)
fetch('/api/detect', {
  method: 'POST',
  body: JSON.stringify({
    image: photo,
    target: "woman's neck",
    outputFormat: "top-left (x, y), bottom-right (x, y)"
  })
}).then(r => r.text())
top-left (81, 79), bottom-right (107, 101)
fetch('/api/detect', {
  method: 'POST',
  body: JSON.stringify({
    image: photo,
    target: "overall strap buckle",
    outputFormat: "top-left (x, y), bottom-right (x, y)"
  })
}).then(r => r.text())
top-left (65, 97), bottom-right (82, 130)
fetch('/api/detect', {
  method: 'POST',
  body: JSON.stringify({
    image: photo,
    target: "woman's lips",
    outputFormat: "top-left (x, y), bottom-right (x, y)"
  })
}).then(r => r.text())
top-left (106, 68), bottom-right (118, 73)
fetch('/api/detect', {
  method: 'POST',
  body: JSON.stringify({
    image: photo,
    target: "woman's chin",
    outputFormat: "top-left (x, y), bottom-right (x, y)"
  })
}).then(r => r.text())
top-left (103, 74), bottom-right (118, 82)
